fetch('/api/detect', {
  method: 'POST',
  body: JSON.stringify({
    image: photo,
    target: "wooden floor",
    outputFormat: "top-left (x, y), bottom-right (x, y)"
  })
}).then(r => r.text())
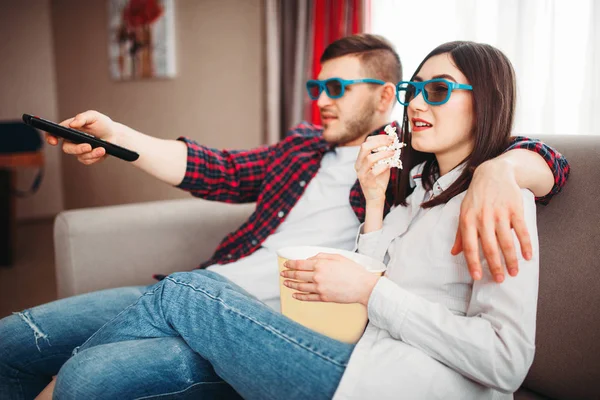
top-left (0, 218), bottom-right (56, 318)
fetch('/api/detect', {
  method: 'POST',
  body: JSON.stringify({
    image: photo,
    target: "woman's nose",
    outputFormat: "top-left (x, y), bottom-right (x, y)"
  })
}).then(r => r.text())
top-left (408, 90), bottom-right (428, 113)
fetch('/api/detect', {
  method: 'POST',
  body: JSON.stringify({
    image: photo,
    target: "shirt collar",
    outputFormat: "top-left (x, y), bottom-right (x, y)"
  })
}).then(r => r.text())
top-left (410, 161), bottom-right (467, 196)
top-left (432, 162), bottom-right (467, 196)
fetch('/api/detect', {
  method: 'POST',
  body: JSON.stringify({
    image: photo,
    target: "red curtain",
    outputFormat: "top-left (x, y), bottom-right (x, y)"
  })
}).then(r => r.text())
top-left (309, 0), bottom-right (366, 126)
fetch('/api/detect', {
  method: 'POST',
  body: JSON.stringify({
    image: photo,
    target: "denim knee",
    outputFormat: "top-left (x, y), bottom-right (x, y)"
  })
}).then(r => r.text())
top-left (53, 348), bottom-right (117, 399)
top-left (54, 338), bottom-right (233, 400)
top-left (167, 270), bottom-right (215, 285)
top-left (163, 271), bottom-right (232, 300)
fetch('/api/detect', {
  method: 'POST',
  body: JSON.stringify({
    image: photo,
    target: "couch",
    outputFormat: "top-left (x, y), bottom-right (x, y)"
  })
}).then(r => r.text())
top-left (54, 135), bottom-right (600, 399)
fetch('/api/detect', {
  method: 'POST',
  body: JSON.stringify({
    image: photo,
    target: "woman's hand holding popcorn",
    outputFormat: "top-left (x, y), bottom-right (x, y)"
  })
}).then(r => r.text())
top-left (355, 125), bottom-right (405, 203)
top-left (373, 125), bottom-right (406, 169)
top-left (356, 138), bottom-right (394, 203)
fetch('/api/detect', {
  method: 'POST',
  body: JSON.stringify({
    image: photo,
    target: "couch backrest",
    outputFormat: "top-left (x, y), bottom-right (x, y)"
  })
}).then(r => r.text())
top-left (521, 135), bottom-right (600, 399)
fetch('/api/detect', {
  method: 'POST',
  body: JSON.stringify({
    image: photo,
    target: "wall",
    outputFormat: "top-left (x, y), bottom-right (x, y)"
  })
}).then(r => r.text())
top-left (51, 0), bottom-right (264, 209)
top-left (0, 0), bottom-right (64, 219)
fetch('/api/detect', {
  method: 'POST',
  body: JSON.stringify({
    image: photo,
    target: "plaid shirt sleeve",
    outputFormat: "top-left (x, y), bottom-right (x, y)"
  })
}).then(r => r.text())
top-left (175, 137), bottom-right (274, 203)
top-left (507, 136), bottom-right (571, 205)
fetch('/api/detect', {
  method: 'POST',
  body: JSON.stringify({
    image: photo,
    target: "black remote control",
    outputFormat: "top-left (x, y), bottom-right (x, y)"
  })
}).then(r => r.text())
top-left (22, 113), bottom-right (139, 162)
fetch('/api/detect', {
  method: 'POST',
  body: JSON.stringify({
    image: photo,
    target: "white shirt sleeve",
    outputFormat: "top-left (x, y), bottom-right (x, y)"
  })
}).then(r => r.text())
top-left (367, 193), bottom-right (539, 393)
top-left (356, 224), bottom-right (384, 261)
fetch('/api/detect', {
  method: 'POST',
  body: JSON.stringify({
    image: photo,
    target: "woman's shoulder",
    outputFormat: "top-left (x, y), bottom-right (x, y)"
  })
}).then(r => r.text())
top-left (520, 189), bottom-right (537, 219)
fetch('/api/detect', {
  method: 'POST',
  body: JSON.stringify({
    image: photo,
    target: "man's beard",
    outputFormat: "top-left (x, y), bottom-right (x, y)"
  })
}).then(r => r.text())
top-left (334, 101), bottom-right (377, 145)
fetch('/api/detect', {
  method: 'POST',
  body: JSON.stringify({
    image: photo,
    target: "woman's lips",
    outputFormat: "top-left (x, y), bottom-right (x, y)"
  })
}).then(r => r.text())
top-left (412, 124), bottom-right (432, 132)
top-left (411, 118), bottom-right (433, 132)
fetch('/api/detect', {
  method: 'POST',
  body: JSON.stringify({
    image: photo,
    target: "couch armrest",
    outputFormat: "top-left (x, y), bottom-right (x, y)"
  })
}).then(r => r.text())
top-left (54, 198), bottom-right (254, 298)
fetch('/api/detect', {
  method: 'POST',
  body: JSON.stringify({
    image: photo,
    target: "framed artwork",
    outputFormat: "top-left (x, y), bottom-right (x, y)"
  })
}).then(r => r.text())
top-left (108, 0), bottom-right (176, 80)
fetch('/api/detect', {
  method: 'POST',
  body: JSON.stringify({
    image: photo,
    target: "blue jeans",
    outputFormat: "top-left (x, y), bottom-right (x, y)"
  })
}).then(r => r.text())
top-left (0, 286), bottom-right (147, 399)
top-left (0, 282), bottom-right (243, 399)
top-left (55, 270), bottom-right (354, 400)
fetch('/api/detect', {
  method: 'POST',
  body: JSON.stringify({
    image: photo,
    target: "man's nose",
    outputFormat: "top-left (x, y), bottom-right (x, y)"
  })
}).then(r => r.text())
top-left (317, 89), bottom-right (333, 108)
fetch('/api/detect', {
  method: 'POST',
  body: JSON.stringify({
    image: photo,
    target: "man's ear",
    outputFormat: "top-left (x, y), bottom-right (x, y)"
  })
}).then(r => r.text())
top-left (377, 82), bottom-right (396, 112)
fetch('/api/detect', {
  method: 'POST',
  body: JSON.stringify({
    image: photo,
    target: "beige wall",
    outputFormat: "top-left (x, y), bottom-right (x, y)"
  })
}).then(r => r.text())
top-left (0, 0), bottom-right (65, 220)
top-left (51, 0), bottom-right (264, 210)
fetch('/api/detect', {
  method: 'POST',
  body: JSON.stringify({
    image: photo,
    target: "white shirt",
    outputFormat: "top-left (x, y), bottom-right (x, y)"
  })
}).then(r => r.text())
top-left (333, 163), bottom-right (539, 400)
top-left (207, 146), bottom-right (361, 310)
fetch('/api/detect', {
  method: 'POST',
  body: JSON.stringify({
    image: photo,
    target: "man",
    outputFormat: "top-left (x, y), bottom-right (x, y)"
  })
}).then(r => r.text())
top-left (0, 34), bottom-right (568, 399)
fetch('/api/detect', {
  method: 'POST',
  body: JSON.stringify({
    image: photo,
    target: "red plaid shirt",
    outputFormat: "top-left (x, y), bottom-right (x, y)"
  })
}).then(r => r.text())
top-left (176, 123), bottom-right (570, 268)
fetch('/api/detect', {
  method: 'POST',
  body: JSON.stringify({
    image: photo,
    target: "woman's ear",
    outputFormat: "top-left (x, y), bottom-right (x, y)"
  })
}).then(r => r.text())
top-left (377, 82), bottom-right (396, 112)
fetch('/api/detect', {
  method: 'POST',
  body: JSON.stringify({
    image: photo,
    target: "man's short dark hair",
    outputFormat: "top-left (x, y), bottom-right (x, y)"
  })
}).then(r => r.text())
top-left (320, 34), bottom-right (402, 83)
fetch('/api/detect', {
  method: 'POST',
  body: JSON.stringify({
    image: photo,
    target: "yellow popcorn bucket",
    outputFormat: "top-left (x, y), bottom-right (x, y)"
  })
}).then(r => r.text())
top-left (277, 246), bottom-right (386, 344)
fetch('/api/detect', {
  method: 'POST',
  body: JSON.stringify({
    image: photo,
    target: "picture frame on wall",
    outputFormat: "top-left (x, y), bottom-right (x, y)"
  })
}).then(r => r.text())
top-left (108, 0), bottom-right (176, 80)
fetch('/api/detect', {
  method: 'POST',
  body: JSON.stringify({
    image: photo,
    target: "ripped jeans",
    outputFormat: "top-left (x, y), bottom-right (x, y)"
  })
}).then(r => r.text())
top-left (0, 286), bottom-right (148, 399)
top-left (0, 271), bottom-right (352, 399)
top-left (0, 280), bottom-right (248, 400)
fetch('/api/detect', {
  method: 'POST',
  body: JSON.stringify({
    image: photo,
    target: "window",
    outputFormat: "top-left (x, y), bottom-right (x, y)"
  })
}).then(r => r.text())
top-left (370, 0), bottom-right (599, 135)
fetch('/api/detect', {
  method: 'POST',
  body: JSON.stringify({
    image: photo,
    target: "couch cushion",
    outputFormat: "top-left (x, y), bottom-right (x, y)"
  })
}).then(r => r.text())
top-left (521, 135), bottom-right (600, 399)
top-left (514, 387), bottom-right (550, 400)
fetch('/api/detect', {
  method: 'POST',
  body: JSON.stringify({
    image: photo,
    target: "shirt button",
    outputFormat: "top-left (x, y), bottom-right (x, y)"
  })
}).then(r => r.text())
top-left (278, 211), bottom-right (285, 218)
top-left (251, 240), bottom-right (258, 245)
top-left (299, 181), bottom-right (306, 187)
top-left (227, 254), bottom-right (233, 259)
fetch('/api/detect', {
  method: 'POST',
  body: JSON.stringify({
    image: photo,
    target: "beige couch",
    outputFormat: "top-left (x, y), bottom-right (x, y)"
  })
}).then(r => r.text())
top-left (54, 135), bottom-right (600, 399)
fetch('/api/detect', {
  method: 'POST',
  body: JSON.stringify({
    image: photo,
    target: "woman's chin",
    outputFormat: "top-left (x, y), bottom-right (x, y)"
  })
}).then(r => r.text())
top-left (411, 136), bottom-right (432, 153)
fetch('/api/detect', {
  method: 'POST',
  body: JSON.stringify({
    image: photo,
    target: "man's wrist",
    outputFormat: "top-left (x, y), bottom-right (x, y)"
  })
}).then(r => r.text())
top-left (492, 150), bottom-right (541, 190)
top-left (114, 122), bottom-right (133, 147)
top-left (477, 157), bottom-right (518, 185)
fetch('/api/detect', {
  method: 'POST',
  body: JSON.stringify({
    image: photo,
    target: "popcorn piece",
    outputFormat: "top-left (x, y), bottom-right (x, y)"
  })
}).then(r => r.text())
top-left (374, 124), bottom-right (406, 169)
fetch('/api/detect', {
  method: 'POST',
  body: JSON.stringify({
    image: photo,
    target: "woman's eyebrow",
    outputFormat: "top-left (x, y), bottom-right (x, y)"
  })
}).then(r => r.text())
top-left (431, 74), bottom-right (457, 82)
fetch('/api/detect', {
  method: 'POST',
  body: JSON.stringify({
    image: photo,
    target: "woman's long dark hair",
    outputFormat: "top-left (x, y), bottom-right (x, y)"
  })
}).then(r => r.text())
top-left (395, 41), bottom-right (517, 208)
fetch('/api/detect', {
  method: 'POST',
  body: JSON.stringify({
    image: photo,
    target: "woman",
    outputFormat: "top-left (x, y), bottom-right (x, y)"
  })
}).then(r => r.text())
top-left (48, 41), bottom-right (538, 400)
